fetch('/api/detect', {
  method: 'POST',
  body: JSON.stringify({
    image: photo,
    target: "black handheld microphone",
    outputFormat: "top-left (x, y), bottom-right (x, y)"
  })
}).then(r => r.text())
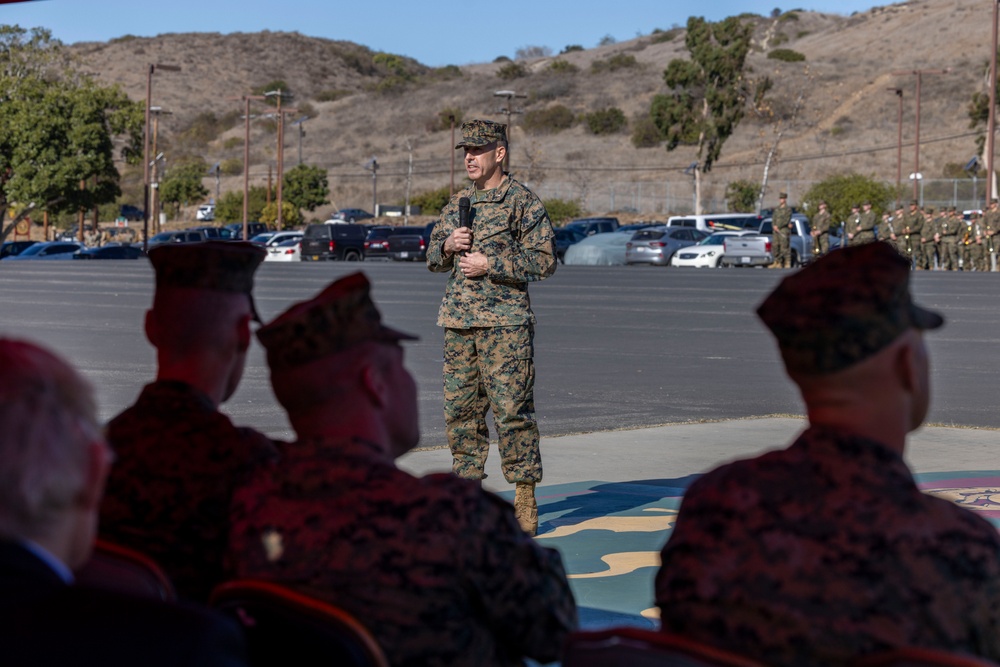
top-left (457, 196), bottom-right (471, 257)
top-left (458, 197), bottom-right (471, 229)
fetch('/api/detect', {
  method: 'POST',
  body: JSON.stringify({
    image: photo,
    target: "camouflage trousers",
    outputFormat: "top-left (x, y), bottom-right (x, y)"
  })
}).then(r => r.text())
top-left (772, 232), bottom-right (790, 267)
top-left (940, 240), bottom-right (960, 270)
top-left (443, 325), bottom-right (542, 484)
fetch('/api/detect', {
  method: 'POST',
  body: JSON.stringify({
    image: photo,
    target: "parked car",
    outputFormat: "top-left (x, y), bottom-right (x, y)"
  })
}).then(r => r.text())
top-left (386, 225), bottom-right (432, 262)
top-left (196, 205), bottom-right (215, 221)
top-left (721, 234), bottom-right (772, 268)
top-left (563, 217), bottom-right (620, 237)
top-left (554, 227), bottom-right (586, 264)
top-left (73, 245), bottom-right (145, 260)
top-left (187, 225), bottom-right (232, 240)
top-left (143, 229), bottom-right (209, 249)
top-left (362, 226), bottom-right (393, 260)
top-left (264, 238), bottom-right (301, 262)
top-left (667, 213), bottom-right (762, 235)
top-left (0, 240), bottom-right (38, 259)
top-left (224, 222), bottom-right (270, 240)
top-left (625, 227), bottom-right (708, 266)
top-left (5, 241), bottom-right (84, 260)
top-left (250, 231), bottom-right (302, 248)
top-left (329, 208), bottom-right (374, 223)
top-left (562, 230), bottom-right (632, 266)
top-left (671, 231), bottom-right (757, 268)
top-left (758, 213), bottom-right (821, 266)
top-left (119, 204), bottom-right (145, 221)
top-left (300, 223), bottom-right (367, 261)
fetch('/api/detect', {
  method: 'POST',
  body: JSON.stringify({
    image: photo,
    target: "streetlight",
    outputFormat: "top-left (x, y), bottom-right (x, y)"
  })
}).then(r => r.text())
top-left (142, 63), bottom-right (180, 253)
top-left (149, 106), bottom-right (172, 233)
top-left (886, 88), bottom-right (903, 207)
top-left (892, 67), bottom-right (950, 201)
top-left (987, 0), bottom-right (999, 202)
top-left (235, 95), bottom-right (266, 241)
top-left (264, 89), bottom-right (295, 230)
top-left (366, 157), bottom-right (379, 215)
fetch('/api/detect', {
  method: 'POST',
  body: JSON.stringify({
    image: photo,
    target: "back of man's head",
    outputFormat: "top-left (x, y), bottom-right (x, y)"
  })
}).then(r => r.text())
top-left (0, 339), bottom-right (103, 558)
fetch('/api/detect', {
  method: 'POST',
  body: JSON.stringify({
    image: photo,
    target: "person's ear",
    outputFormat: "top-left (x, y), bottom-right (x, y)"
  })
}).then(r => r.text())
top-left (360, 359), bottom-right (388, 409)
top-left (495, 143), bottom-right (507, 164)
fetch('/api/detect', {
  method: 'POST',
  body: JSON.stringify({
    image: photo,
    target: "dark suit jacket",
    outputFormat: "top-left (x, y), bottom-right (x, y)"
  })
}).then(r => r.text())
top-left (0, 540), bottom-right (247, 667)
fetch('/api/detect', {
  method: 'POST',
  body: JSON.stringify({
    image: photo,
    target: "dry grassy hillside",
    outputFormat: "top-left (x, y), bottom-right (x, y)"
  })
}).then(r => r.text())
top-left (68, 0), bottom-right (996, 219)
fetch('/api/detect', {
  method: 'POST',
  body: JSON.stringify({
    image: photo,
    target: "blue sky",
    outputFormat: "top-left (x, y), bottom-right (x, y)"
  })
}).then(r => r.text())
top-left (5, 1), bottom-right (881, 67)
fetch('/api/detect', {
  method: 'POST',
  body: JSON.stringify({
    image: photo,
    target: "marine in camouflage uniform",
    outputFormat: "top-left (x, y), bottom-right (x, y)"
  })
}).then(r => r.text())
top-left (809, 201), bottom-right (832, 257)
top-left (937, 207), bottom-right (961, 270)
top-left (100, 242), bottom-right (279, 602)
top-left (961, 213), bottom-right (985, 271)
top-left (657, 243), bottom-right (1000, 666)
top-left (851, 201), bottom-right (877, 245)
top-left (770, 193), bottom-right (793, 268)
top-left (427, 119), bottom-right (556, 535)
top-left (899, 201), bottom-right (924, 268)
top-left (230, 272), bottom-right (576, 667)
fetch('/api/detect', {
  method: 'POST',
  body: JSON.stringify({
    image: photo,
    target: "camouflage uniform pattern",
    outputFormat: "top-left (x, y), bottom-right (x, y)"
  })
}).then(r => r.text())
top-left (427, 176), bottom-right (555, 482)
top-left (771, 201), bottom-right (792, 267)
top-left (655, 424), bottom-right (1000, 667)
top-left (962, 216), bottom-right (986, 271)
top-left (853, 207), bottom-right (877, 244)
top-left (228, 435), bottom-right (577, 667)
top-left (937, 212), bottom-right (961, 270)
top-left (900, 206), bottom-right (924, 266)
top-left (811, 207), bottom-right (832, 256)
top-left (101, 380), bottom-right (279, 601)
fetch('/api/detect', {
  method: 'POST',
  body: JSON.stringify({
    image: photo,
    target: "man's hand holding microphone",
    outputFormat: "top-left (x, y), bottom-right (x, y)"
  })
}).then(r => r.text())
top-left (444, 196), bottom-right (488, 278)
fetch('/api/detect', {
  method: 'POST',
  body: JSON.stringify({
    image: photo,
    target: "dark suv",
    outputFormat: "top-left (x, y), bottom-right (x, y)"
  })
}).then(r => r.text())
top-left (564, 217), bottom-right (620, 236)
top-left (301, 223), bottom-right (367, 261)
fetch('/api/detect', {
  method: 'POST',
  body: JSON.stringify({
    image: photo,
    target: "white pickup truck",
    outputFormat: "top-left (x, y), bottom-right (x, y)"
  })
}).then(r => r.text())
top-left (721, 234), bottom-right (772, 267)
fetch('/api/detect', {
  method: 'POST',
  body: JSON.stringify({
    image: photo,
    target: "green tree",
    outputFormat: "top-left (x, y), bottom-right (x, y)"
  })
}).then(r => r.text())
top-left (802, 173), bottom-right (896, 225)
top-left (585, 107), bottom-right (626, 135)
top-left (0, 26), bottom-right (144, 241)
top-left (543, 198), bottom-right (583, 224)
top-left (159, 159), bottom-right (209, 216)
top-left (215, 185), bottom-right (269, 223)
top-left (282, 164), bottom-right (329, 212)
top-left (260, 200), bottom-right (302, 227)
top-left (725, 179), bottom-right (758, 212)
top-left (649, 16), bottom-right (756, 211)
top-left (407, 185), bottom-right (451, 216)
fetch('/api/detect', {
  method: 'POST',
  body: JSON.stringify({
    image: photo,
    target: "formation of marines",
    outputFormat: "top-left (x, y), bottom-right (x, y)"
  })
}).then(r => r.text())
top-left (798, 196), bottom-right (999, 271)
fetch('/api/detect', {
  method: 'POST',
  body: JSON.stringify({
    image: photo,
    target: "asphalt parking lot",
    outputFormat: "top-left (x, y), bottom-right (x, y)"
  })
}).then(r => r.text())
top-left (0, 260), bottom-right (998, 447)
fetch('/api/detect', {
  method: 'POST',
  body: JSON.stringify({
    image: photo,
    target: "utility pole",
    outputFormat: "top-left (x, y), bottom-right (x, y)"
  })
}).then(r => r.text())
top-left (493, 89), bottom-right (525, 172)
top-left (887, 88), bottom-right (903, 207)
top-left (142, 63), bottom-right (180, 253)
top-left (291, 115), bottom-right (309, 166)
top-left (232, 94), bottom-right (266, 241)
top-left (987, 0), bottom-right (999, 202)
top-left (892, 67), bottom-right (950, 201)
top-left (265, 89), bottom-right (295, 230)
top-left (366, 157), bottom-right (379, 215)
top-left (150, 106), bottom-right (171, 233)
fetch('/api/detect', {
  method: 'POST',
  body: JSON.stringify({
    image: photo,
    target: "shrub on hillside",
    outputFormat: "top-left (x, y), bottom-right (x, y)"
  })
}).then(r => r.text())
top-left (428, 107), bottom-right (464, 132)
top-left (516, 45), bottom-right (552, 60)
top-left (630, 114), bottom-right (661, 148)
top-left (585, 107), bottom-right (626, 135)
top-left (408, 186), bottom-right (452, 216)
top-left (315, 89), bottom-right (352, 102)
top-left (726, 179), bottom-right (759, 213)
top-left (561, 45), bottom-right (584, 54)
top-left (548, 59), bottom-right (578, 74)
top-left (220, 158), bottom-right (242, 176)
top-left (544, 198), bottom-right (583, 223)
top-left (523, 105), bottom-right (575, 134)
top-left (590, 53), bottom-right (638, 73)
top-left (651, 28), bottom-right (683, 44)
top-left (768, 48), bottom-right (805, 62)
top-left (496, 61), bottom-right (528, 80)
top-left (493, 55), bottom-right (511, 63)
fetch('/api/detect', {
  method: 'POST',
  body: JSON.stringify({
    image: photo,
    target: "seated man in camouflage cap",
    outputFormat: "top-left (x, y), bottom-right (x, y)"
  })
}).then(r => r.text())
top-left (228, 271), bottom-right (576, 667)
top-left (656, 243), bottom-right (1000, 666)
top-left (101, 241), bottom-right (279, 602)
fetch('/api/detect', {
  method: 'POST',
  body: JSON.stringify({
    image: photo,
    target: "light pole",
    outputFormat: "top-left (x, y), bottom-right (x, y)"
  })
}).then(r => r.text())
top-left (366, 157), bottom-right (379, 216)
top-left (149, 106), bottom-right (171, 233)
top-left (887, 88), bottom-right (903, 207)
top-left (493, 89), bottom-right (525, 171)
top-left (237, 95), bottom-right (266, 241)
top-left (265, 89), bottom-right (295, 230)
top-left (892, 67), bottom-right (950, 201)
top-left (987, 0), bottom-right (999, 202)
top-left (142, 63), bottom-right (180, 252)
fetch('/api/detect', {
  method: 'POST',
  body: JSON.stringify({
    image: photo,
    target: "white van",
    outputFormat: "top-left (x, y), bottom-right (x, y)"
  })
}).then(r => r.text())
top-left (196, 205), bottom-right (215, 221)
top-left (667, 213), bottom-right (762, 234)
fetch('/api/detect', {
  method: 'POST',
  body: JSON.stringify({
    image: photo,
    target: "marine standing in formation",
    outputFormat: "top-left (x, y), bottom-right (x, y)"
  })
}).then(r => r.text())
top-left (810, 200), bottom-right (832, 257)
top-left (936, 208), bottom-right (961, 270)
top-left (427, 119), bottom-right (557, 535)
top-left (851, 201), bottom-right (877, 245)
top-left (770, 192), bottom-right (793, 268)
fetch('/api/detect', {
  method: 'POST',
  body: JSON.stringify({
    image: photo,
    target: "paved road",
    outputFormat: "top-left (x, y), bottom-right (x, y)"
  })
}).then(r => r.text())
top-left (0, 260), bottom-right (997, 448)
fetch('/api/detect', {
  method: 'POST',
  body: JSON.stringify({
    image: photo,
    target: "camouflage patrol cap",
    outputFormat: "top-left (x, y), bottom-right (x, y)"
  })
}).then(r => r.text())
top-left (910, 199), bottom-right (919, 206)
top-left (257, 272), bottom-right (417, 370)
top-left (149, 241), bottom-right (266, 319)
top-left (926, 206), bottom-right (935, 214)
top-left (756, 242), bottom-right (943, 376)
top-left (455, 119), bottom-right (508, 149)
top-left (778, 192), bottom-right (788, 199)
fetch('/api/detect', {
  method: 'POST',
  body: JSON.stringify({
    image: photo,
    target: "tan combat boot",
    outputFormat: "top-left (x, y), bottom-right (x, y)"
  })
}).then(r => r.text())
top-left (514, 482), bottom-right (538, 536)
